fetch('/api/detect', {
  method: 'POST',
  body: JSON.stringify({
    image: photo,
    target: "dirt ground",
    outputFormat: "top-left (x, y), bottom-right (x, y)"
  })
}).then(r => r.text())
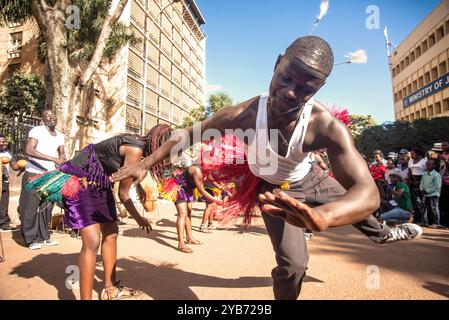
top-left (1, 192), bottom-right (448, 300)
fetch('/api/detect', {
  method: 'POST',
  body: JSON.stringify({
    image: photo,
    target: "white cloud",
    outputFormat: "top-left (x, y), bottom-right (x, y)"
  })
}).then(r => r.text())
top-left (205, 84), bottom-right (223, 93)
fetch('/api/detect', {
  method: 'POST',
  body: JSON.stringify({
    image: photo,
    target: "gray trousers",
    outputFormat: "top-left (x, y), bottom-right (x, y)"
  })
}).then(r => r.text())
top-left (261, 164), bottom-right (390, 300)
top-left (19, 172), bottom-right (54, 245)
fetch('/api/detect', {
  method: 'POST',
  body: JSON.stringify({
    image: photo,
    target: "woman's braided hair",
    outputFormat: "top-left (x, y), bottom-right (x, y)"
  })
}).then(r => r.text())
top-left (142, 124), bottom-right (173, 180)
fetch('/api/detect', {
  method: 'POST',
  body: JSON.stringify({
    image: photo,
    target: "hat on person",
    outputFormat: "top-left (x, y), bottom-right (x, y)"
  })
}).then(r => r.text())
top-left (388, 168), bottom-right (403, 179)
top-left (399, 148), bottom-right (409, 155)
top-left (387, 152), bottom-right (398, 159)
top-left (431, 143), bottom-right (443, 152)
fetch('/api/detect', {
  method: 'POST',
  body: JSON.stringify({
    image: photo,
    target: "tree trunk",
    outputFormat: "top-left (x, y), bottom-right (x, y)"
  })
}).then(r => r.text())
top-left (43, 8), bottom-right (73, 136)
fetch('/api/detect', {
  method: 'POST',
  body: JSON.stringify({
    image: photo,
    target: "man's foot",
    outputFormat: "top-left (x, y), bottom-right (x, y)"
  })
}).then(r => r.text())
top-left (100, 281), bottom-right (144, 300)
top-left (380, 223), bottom-right (423, 243)
top-left (0, 225), bottom-right (18, 232)
top-left (208, 222), bottom-right (219, 230)
top-left (185, 238), bottom-right (203, 245)
top-left (304, 232), bottom-right (314, 241)
top-left (177, 244), bottom-right (193, 253)
top-left (199, 224), bottom-right (211, 233)
top-left (41, 239), bottom-right (59, 246)
top-left (29, 242), bottom-right (42, 250)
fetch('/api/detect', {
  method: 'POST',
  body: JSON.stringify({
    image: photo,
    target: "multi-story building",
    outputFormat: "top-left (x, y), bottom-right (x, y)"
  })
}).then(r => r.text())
top-left (0, 0), bottom-right (206, 143)
top-left (390, 0), bottom-right (449, 122)
top-left (125, 0), bottom-right (206, 133)
top-left (0, 19), bottom-right (44, 83)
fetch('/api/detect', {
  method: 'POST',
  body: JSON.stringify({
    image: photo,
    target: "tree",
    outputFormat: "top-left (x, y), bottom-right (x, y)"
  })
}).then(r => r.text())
top-left (0, 0), bottom-right (135, 154)
top-left (349, 114), bottom-right (378, 140)
top-left (0, 71), bottom-right (46, 117)
top-left (178, 105), bottom-right (206, 128)
top-left (355, 117), bottom-right (449, 156)
top-left (206, 92), bottom-right (233, 118)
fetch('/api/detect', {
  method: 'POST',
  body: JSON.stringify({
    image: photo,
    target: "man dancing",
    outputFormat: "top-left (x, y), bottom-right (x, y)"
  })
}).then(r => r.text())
top-left (113, 36), bottom-right (422, 300)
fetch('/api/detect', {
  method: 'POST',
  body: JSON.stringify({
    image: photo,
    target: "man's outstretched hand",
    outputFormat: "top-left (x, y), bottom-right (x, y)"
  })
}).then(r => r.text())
top-left (111, 162), bottom-right (148, 185)
top-left (259, 191), bottom-right (331, 232)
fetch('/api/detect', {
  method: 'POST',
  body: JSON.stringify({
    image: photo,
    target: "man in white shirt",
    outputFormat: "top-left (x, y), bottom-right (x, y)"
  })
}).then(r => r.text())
top-left (19, 109), bottom-right (66, 250)
top-left (0, 135), bottom-right (19, 232)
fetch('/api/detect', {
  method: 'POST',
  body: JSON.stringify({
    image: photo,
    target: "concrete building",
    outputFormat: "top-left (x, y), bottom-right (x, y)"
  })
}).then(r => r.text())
top-left (0, 19), bottom-right (44, 83)
top-left (0, 0), bottom-right (206, 144)
top-left (390, 0), bottom-right (449, 122)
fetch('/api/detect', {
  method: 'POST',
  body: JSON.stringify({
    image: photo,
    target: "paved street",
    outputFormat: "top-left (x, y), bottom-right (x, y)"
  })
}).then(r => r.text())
top-left (1, 198), bottom-right (448, 300)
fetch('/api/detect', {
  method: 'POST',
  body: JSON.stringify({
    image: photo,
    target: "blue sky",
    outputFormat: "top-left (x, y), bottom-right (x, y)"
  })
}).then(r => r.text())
top-left (195, 0), bottom-right (441, 123)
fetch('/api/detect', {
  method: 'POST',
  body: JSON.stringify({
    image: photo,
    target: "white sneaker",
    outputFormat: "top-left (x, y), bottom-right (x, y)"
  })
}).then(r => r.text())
top-left (42, 239), bottom-right (59, 246)
top-left (381, 223), bottom-right (423, 243)
top-left (304, 232), bottom-right (314, 241)
top-left (29, 242), bottom-right (42, 250)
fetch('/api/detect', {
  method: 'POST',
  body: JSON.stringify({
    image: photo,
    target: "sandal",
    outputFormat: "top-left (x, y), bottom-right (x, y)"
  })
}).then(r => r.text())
top-left (199, 224), bottom-right (211, 233)
top-left (178, 244), bottom-right (193, 253)
top-left (100, 281), bottom-right (143, 300)
top-left (185, 238), bottom-right (203, 245)
top-left (208, 222), bottom-right (218, 230)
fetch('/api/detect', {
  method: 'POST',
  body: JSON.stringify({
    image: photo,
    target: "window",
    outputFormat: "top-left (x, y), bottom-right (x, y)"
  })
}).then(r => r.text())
top-left (421, 108), bottom-right (427, 118)
top-left (8, 63), bottom-right (21, 77)
top-left (446, 20), bottom-right (449, 37)
top-left (435, 102), bottom-right (442, 115)
top-left (405, 56), bottom-right (410, 67)
top-left (436, 26), bottom-right (445, 41)
top-left (407, 84), bottom-right (412, 95)
top-left (431, 67), bottom-right (438, 80)
top-left (415, 46), bottom-right (421, 58)
top-left (427, 105), bottom-right (434, 117)
top-left (412, 80), bottom-right (418, 91)
top-left (418, 76), bottom-right (424, 88)
top-left (422, 40), bottom-right (428, 53)
top-left (428, 33), bottom-right (436, 47)
top-left (392, 68), bottom-right (396, 77)
top-left (398, 90), bottom-right (403, 100)
top-left (439, 61), bottom-right (447, 75)
top-left (402, 88), bottom-right (407, 98)
top-left (410, 51), bottom-right (415, 62)
top-left (400, 60), bottom-right (405, 70)
top-left (394, 93), bottom-right (398, 102)
top-left (424, 71), bottom-right (431, 84)
top-left (443, 98), bottom-right (449, 113)
top-left (8, 31), bottom-right (22, 59)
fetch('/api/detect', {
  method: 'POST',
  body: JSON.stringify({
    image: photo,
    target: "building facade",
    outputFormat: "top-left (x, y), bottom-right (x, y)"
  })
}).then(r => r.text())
top-left (0, 0), bottom-right (206, 142)
top-left (125, 0), bottom-right (206, 133)
top-left (0, 19), bottom-right (44, 84)
top-left (390, 0), bottom-right (449, 122)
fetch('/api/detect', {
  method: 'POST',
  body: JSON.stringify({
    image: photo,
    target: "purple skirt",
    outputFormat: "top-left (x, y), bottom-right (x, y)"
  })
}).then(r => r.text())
top-left (60, 145), bottom-right (117, 229)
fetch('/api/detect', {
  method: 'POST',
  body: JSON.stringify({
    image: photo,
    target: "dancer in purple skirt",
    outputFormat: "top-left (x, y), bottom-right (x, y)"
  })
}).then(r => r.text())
top-left (27, 124), bottom-right (172, 300)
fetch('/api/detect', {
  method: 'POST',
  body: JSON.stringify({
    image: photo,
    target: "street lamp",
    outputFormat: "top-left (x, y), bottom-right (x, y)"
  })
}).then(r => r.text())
top-left (140, 0), bottom-right (182, 134)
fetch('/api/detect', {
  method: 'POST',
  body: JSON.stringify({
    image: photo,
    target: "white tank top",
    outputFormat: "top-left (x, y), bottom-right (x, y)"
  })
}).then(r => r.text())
top-left (247, 93), bottom-right (314, 184)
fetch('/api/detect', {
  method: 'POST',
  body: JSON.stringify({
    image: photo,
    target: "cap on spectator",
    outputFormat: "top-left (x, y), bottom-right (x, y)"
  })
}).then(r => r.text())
top-left (388, 168), bottom-right (403, 179)
top-left (387, 152), bottom-right (398, 159)
top-left (399, 149), bottom-right (409, 155)
top-left (432, 143), bottom-right (443, 152)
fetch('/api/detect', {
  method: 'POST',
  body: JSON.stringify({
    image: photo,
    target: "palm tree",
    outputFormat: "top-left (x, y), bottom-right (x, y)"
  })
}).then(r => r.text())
top-left (0, 0), bottom-right (135, 153)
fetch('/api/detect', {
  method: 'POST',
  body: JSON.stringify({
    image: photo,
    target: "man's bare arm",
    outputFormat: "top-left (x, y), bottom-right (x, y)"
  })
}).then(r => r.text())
top-left (313, 116), bottom-right (380, 227)
top-left (25, 138), bottom-right (60, 164)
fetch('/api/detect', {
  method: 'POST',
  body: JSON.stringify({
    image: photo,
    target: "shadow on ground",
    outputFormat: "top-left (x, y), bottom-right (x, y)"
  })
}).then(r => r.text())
top-left (8, 253), bottom-right (275, 300)
top-left (310, 226), bottom-right (449, 295)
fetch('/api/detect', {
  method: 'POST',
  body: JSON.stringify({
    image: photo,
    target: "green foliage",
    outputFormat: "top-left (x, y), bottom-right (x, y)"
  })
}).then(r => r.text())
top-left (66, 0), bottom-right (139, 62)
top-left (1, 1), bottom-right (138, 63)
top-left (0, 0), bottom-right (32, 25)
top-left (349, 114), bottom-right (378, 140)
top-left (178, 105), bottom-right (206, 128)
top-left (355, 117), bottom-right (449, 156)
top-left (206, 92), bottom-right (233, 118)
top-left (0, 71), bottom-right (46, 117)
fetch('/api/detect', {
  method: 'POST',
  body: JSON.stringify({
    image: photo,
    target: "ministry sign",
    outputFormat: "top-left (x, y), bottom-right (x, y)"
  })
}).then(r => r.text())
top-left (403, 72), bottom-right (449, 108)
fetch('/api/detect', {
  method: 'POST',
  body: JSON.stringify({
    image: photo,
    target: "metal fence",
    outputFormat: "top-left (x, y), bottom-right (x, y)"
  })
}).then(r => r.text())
top-left (0, 114), bottom-right (41, 157)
